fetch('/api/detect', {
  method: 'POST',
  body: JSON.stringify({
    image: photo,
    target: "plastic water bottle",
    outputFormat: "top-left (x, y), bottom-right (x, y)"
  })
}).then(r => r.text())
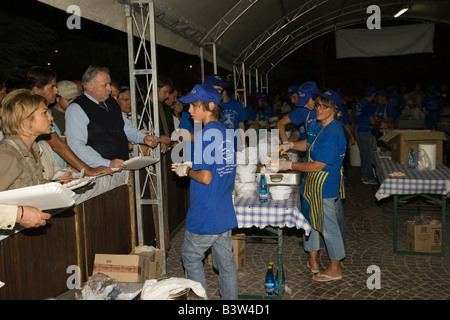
top-left (274, 265), bottom-right (285, 294)
top-left (407, 148), bottom-right (417, 167)
top-left (259, 166), bottom-right (268, 203)
top-left (265, 262), bottom-right (275, 295)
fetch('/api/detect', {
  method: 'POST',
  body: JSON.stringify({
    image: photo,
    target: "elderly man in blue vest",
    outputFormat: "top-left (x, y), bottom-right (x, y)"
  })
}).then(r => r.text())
top-left (65, 66), bottom-right (161, 170)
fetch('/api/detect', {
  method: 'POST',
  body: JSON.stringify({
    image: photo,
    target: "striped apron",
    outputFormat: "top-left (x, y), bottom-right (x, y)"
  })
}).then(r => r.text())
top-left (300, 121), bottom-right (345, 233)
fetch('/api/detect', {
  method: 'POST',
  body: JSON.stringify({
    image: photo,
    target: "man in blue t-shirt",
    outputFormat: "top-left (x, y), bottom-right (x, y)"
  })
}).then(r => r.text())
top-left (277, 81), bottom-right (319, 143)
top-left (172, 84), bottom-right (238, 300)
top-left (350, 86), bottom-right (379, 185)
top-left (374, 90), bottom-right (397, 129)
top-left (203, 74), bottom-right (248, 151)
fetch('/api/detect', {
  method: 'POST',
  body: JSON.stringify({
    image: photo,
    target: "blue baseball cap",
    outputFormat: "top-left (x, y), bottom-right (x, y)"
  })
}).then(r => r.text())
top-left (178, 84), bottom-right (222, 105)
top-left (296, 81), bottom-right (319, 107)
top-left (203, 74), bottom-right (226, 87)
top-left (254, 92), bottom-right (267, 102)
top-left (316, 90), bottom-right (343, 109)
top-left (287, 84), bottom-right (299, 97)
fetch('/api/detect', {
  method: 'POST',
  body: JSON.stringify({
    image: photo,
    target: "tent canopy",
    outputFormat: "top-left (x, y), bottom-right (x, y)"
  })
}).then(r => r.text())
top-left (38, 0), bottom-right (450, 73)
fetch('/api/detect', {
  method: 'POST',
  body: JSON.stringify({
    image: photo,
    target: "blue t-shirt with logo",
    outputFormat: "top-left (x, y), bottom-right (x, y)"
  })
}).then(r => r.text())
top-left (244, 105), bottom-right (273, 130)
top-left (352, 98), bottom-right (375, 132)
top-left (306, 120), bottom-right (346, 198)
top-left (288, 108), bottom-right (317, 139)
top-left (221, 98), bottom-right (248, 150)
top-left (187, 121), bottom-right (237, 235)
top-left (221, 98), bottom-right (248, 129)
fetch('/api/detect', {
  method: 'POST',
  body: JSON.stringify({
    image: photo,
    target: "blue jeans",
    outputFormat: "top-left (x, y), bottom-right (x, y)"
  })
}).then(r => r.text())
top-left (356, 130), bottom-right (375, 181)
top-left (303, 198), bottom-right (346, 261)
top-left (182, 229), bottom-right (238, 300)
top-left (336, 198), bottom-right (346, 248)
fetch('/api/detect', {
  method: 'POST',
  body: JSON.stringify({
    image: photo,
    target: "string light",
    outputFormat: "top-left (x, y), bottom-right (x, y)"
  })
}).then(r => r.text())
top-left (394, 7), bottom-right (408, 18)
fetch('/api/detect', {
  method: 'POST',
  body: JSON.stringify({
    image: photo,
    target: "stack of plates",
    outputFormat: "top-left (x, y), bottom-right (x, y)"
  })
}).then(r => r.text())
top-left (269, 186), bottom-right (292, 200)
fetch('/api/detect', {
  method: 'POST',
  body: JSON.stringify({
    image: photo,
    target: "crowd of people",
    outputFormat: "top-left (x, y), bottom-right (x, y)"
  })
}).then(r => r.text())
top-left (0, 66), bottom-right (167, 232)
top-left (1, 64), bottom-right (449, 299)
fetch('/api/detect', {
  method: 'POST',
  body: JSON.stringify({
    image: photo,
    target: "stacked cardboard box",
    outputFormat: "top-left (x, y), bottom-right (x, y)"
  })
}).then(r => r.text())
top-left (92, 246), bottom-right (165, 283)
top-left (380, 130), bottom-right (447, 164)
top-left (232, 233), bottom-right (246, 269)
top-left (406, 219), bottom-right (442, 253)
top-left (93, 254), bottom-right (143, 283)
top-left (131, 246), bottom-right (165, 281)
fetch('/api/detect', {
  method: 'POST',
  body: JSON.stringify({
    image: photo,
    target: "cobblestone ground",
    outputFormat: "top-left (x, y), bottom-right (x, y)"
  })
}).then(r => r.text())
top-left (165, 165), bottom-right (450, 300)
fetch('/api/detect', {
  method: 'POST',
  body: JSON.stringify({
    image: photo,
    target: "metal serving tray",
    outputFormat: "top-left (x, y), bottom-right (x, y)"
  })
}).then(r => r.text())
top-left (255, 171), bottom-right (302, 185)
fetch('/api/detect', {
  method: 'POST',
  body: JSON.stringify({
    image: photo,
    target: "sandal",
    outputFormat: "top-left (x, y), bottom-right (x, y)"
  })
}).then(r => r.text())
top-left (306, 261), bottom-right (319, 274)
top-left (312, 272), bottom-right (342, 282)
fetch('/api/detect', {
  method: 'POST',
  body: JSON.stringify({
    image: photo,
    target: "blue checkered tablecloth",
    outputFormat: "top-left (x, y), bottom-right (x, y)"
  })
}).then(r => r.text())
top-left (374, 151), bottom-right (450, 200)
top-left (233, 188), bottom-right (311, 235)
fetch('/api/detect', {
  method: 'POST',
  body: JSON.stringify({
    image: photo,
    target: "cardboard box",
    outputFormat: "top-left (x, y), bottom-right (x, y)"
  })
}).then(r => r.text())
top-left (130, 247), bottom-right (165, 280)
top-left (380, 130), bottom-right (448, 164)
top-left (206, 233), bottom-right (246, 269)
top-left (93, 254), bottom-right (144, 282)
top-left (232, 234), bottom-right (246, 269)
top-left (406, 220), bottom-right (442, 253)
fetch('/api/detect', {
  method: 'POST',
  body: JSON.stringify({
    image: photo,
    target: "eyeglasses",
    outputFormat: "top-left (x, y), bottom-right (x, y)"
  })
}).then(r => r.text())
top-left (314, 103), bottom-right (329, 110)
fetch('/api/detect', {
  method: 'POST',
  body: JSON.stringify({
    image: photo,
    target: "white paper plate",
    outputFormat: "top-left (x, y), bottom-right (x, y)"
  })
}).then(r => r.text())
top-left (125, 156), bottom-right (159, 170)
top-left (64, 176), bottom-right (96, 190)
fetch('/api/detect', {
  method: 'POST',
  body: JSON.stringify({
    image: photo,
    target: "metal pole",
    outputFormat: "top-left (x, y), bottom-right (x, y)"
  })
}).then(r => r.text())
top-left (200, 47), bottom-right (205, 83)
top-left (213, 42), bottom-right (217, 74)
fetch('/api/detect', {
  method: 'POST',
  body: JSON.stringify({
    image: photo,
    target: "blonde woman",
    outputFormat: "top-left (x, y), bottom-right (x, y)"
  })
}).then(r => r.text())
top-left (0, 89), bottom-right (65, 191)
top-left (278, 90), bottom-right (347, 282)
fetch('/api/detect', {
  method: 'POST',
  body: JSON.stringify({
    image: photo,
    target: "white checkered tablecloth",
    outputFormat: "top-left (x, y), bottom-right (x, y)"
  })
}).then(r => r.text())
top-left (233, 189), bottom-right (311, 236)
top-left (374, 151), bottom-right (450, 201)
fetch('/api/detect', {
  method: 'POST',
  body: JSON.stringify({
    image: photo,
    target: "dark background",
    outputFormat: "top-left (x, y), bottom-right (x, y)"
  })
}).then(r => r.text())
top-left (2, 0), bottom-right (450, 98)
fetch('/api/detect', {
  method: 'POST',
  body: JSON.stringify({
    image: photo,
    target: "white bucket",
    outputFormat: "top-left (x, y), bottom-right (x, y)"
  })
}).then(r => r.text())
top-left (349, 142), bottom-right (361, 167)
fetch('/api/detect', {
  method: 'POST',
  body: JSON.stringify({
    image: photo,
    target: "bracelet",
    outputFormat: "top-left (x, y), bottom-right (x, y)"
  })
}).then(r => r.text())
top-left (18, 206), bottom-right (24, 223)
top-left (187, 167), bottom-right (192, 177)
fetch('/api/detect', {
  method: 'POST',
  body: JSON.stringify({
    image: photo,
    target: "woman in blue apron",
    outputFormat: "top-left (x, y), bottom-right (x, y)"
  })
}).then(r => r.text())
top-left (277, 92), bottom-right (347, 282)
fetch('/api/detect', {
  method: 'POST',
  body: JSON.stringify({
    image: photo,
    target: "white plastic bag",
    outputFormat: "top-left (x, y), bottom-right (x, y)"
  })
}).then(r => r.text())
top-left (416, 148), bottom-right (433, 171)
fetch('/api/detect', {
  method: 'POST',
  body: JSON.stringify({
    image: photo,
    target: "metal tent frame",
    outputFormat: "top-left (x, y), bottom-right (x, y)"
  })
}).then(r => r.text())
top-left (124, 1), bottom-right (165, 260)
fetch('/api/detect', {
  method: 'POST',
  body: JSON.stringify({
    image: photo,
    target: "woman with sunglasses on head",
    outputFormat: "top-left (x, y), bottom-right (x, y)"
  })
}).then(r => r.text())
top-left (277, 90), bottom-right (347, 282)
top-left (0, 89), bottom-right (72, 191)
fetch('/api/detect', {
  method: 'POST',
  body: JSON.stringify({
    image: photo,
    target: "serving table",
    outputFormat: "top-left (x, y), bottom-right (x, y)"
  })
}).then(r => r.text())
top-left (233, 188), bottom-right (311, 299)
top-left (373, 151), bottom-right (449, 255)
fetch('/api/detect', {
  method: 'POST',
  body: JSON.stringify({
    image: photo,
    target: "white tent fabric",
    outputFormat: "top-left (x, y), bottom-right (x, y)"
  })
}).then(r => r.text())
top-left (335, 24), bottom-right (435, 59)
